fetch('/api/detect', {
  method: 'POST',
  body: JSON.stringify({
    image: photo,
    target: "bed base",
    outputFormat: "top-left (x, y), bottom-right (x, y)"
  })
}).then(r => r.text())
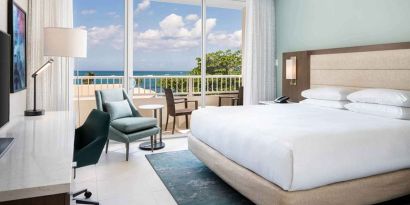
top-left (188, 135), bottom-right (410, 205)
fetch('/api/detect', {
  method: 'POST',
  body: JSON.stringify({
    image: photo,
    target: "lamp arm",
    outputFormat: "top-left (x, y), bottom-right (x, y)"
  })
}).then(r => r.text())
top-left (32, 59), bottom-right (54, 78)
top-left (31, 59), bottom-right (54, 111)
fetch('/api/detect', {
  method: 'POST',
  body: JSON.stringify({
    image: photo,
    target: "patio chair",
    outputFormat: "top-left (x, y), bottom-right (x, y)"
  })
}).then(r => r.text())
top-left (95, 89), bottom-right (160, 161)
top-left (164, 88), bottom-right (198, 134)
top-left (218, 86), bottom-right (243, 106)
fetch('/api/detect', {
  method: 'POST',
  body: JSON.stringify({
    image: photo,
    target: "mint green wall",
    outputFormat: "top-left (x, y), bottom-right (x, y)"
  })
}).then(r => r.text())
top-left (275, 0), bottom-right (410, 95)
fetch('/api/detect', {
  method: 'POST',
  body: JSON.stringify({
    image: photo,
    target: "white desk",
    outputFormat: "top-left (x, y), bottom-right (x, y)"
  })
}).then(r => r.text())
top-left (0, 111), bottom-right (75, 202)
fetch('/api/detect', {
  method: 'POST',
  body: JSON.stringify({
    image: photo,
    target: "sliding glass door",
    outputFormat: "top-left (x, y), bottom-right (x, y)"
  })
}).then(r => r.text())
top-left (73, 0), bottom-right (244, 125)
top-left (73, 0), bottom-right (125, 124)
top-left (132, 0), bottom-right (201, 98)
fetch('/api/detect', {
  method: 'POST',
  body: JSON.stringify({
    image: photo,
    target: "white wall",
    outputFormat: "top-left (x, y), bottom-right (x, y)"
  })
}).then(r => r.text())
top-left (0, 0), bottom-right (28, 119)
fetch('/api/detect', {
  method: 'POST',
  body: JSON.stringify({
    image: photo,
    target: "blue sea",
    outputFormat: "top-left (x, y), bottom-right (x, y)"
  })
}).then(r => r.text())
top-left (74, 71), bottom-right (191, 89)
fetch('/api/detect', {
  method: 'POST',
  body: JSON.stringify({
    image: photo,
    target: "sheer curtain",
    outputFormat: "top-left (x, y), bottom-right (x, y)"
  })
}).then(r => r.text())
top-left (27, 0), bottom-right (74, 111)
top-left (243, 0), bottom-right (276, 105)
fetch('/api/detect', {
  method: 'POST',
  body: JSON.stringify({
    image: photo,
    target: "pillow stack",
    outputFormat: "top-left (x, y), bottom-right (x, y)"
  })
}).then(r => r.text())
top-left (300, 87), bottom-right (355, 109)
top-left (345, 89), bottom-right (410, 120)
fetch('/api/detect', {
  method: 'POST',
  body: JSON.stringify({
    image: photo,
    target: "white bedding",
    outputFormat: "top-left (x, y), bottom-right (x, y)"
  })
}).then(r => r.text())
top-left (190, 104), bottom-right (410, 191)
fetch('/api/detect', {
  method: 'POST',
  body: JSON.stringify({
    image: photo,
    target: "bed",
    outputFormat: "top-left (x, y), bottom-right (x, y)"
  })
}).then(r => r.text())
top-left (188, 43), bottom-right (410, 205)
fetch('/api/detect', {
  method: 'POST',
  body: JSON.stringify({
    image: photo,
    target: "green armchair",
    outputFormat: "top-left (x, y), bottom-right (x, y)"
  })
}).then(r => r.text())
top-left (95, 89), bottom-right (160, 161)
top-left (73, 109), bottom-right (110, 205)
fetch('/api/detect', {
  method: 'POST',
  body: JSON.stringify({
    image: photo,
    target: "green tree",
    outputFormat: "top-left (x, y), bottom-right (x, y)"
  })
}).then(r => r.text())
top-left (190, 49), bottom-right (241, 75)
top-left (83, 71), bottom-right (95, 84)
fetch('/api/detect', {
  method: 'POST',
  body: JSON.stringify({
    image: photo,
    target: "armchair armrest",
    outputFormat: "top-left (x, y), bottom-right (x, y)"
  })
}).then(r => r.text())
top-left (74, 136), bottom-right (107, 168)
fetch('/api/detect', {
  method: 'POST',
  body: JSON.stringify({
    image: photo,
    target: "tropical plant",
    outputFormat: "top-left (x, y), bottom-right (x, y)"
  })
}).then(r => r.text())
top-left (83, 72), bottom-right (96, 84)
top-left (190, 49), bottom-right (242, 75)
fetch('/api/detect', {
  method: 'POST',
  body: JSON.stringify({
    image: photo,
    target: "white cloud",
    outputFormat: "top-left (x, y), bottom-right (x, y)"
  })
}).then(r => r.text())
top-left (185, 14), bottom-right (199, 22)
top-left (107, 11), bottom-right (120, 18)
top-left (134, 14), bottom-right (219, 51)
top-left (81, 13), bottom-right (241, 52)
top-left (136, 0), bottom-right (151, 13)
top-left (85, 25), bottom-right (124, 50)
top-left (81, 9), bottom-right (96, 15)
top-left (208, 30), bottom-right (242, 48)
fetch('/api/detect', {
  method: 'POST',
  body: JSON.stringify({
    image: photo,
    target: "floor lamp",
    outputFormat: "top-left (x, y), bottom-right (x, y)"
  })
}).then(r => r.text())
top-left (25, 27), bottom-right (87, 116)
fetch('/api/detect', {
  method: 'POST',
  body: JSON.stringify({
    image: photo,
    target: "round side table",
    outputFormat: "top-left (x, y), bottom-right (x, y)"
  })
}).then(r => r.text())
top-left (138, 104), bottom-right (165, 151)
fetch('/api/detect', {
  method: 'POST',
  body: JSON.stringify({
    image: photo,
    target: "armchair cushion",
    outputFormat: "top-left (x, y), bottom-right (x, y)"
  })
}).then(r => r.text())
top-left (111, 117), bottom-right (157, 134)
top-left (105, 100), bottom-right (133, 120)
top-left (101, 88), bottom-right (124, 104)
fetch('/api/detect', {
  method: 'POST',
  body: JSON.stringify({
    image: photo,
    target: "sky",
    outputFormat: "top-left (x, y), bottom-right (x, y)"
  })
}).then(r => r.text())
top-left (74, 0), bottom-right (243, 71)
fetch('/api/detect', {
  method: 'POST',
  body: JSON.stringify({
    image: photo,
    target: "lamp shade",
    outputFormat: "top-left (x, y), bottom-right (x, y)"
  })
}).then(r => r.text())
top-left (286, 56), bottom-right (297, 80)
top-left (44, 27), bottom-right (87, 58)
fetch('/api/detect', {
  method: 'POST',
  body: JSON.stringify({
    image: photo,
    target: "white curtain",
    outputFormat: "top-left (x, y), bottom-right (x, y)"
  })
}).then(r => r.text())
top-left (27, 0), bottom-right (74, 111)
top-left (243, 0), bottom-right (276, 105)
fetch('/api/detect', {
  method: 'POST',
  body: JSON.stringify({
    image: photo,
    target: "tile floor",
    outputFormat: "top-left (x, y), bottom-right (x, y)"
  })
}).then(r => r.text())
top-left (71, 132), bottom-right (188, 205)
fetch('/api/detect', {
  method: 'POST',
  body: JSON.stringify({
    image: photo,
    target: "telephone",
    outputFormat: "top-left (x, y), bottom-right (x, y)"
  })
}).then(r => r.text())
top-left (274, 96), bottom-right (290, 103)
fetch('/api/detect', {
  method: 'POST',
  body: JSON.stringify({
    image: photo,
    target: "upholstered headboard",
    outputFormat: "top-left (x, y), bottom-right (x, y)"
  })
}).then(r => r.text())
top-left (282, 42), bottom-right (410, 102)
top-left (310, 43), bottom-right (410, 91)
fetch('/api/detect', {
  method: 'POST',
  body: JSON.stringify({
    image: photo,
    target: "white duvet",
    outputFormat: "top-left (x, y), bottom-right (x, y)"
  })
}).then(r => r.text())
top-left (190, 104), bottom-right (410, 191)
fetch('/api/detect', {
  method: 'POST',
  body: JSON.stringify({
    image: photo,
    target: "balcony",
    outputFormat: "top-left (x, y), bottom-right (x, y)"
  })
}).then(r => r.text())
top-left (74, 75), bottom-right (242, 131)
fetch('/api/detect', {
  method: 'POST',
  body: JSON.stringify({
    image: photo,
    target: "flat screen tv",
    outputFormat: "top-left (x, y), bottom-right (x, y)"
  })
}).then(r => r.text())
top-left (0, 31), bottom-right (11, 128)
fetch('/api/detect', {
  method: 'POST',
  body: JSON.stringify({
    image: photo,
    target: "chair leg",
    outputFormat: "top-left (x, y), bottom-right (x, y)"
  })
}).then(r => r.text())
top-left (219, 97), bottom-right (222, 106)
top-left (105, 140), bottom-right (109, 154)
top-left (172, 116), bottom-right (176, 134)
top-left (125, 143), bottom-right (129, 161)
top-left (185, 115), bottom-right (189, 129)
top-left (165, 114), bottom-right (169, 131)
top-left (150, 136), bottom-right (154, 152)
top-left (74, 198), bottom-right (99, 205)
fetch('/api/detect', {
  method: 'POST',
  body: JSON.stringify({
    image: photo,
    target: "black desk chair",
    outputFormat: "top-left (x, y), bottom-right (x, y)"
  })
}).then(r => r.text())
top-left (72, 109), bottom-right (110, 205)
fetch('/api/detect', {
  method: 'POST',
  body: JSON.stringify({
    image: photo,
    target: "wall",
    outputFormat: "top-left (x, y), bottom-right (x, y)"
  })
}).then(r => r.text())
top-left (275, 0), bottom-right (410, 95)
top-left (0, 0), bottom-right (28, 119)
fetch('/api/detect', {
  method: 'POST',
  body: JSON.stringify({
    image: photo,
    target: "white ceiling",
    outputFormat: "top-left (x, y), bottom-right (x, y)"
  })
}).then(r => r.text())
top-left (152, 0), bottom-right (245, 10)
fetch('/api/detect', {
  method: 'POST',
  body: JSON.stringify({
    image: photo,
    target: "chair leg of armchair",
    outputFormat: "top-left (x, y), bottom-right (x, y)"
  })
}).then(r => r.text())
top-left (172, 117), bottom-right (176, 134)
top-left (165, 115), bottom-right (169, 131)
top-left (105, 140), bottom-right (109, 154)
top-left (185, 115), bottom-right (189, 129)
top-left (150, 136), bottom-right (154, 152)
top-left (125, 143), bottom-right (129, 161)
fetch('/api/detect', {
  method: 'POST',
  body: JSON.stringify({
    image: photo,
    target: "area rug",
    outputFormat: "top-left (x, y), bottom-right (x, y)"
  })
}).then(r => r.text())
top-left (146, 150), bottom-right (410, 205)
top-left (146, 150), bottom-right (253, 205)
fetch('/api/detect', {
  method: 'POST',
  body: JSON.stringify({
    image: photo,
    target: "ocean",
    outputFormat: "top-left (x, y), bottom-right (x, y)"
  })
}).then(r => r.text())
top-left (74, 71), bottom-right (191, 89)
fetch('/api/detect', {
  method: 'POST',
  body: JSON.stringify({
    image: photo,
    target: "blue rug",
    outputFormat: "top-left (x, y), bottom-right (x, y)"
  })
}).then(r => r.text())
top-left (146, 150), bottom-right (410, 205)
top-left (146, 150), bottom-right (254, 205)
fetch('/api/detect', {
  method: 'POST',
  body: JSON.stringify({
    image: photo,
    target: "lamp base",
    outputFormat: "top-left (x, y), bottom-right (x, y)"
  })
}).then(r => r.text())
top-left (24, 109), bottom-right (45, 116)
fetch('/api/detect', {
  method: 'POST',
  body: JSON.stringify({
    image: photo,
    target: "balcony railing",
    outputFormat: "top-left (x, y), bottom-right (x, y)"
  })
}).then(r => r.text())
top-left (74, 75), bottom-right (242, 98)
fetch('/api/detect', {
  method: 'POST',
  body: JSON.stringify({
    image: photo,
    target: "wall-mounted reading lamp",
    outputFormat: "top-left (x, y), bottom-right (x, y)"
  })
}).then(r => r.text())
top-left (286, 56), bottom-right (297, 86)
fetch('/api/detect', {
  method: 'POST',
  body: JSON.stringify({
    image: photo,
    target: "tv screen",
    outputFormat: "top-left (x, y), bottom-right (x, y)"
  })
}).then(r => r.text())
top-left (0, 31), bottom-right (11, 128)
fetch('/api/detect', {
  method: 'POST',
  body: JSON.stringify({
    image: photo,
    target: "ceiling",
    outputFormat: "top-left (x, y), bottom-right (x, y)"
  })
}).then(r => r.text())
top-left (152, 0), bottom-right (246, 10)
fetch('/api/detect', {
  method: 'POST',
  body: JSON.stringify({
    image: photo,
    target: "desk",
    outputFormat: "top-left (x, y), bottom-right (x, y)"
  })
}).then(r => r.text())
top-left (0, 112), bottom-right (75, 204)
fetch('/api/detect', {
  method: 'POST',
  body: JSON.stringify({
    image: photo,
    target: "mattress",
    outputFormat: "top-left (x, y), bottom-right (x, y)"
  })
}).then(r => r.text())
top-left (190, 104), bottom-right (410, 191)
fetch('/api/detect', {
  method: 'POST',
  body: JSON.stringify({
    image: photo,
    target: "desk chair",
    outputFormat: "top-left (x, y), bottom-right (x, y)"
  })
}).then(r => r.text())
top-left (72, 109), bottom-right (110, 205)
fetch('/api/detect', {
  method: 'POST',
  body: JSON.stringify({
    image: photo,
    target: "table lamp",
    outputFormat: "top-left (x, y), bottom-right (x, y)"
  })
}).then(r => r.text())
top-left (25, 27), bottom-right (87, 116)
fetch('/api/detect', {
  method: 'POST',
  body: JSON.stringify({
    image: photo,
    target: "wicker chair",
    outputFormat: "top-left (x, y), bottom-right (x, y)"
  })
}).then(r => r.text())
top-left (218, 86), bottom-right (243, 106)
top-left (164, 88), bottom-right (198, 134)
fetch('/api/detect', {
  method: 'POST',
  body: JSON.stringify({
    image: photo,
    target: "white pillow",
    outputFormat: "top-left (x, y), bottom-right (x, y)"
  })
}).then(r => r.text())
top-left (301, 87), bottom-right (356, 101)
top-left (345, 103), bottom-right (410, 120)
top-left (300, 99), bottom-right (349, 109)
top-left (104, 100), bottom-right (133, 121)
top-left (347, 89), bottom-right (410, 107)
